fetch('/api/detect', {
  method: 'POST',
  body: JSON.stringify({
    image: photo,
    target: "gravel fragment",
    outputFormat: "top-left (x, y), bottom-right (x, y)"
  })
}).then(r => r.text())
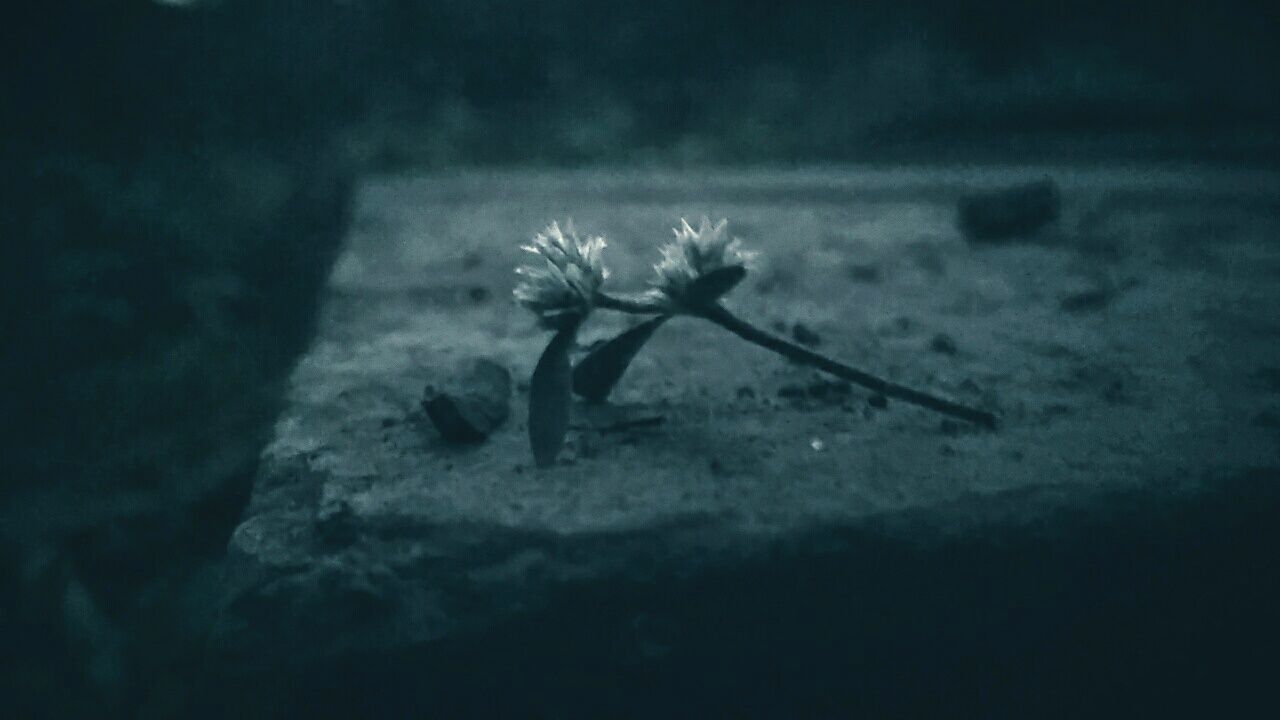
top-left (421, 358), bottom-right (512, 443)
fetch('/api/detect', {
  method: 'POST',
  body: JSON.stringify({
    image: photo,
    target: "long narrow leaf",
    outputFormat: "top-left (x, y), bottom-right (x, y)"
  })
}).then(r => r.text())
top-left (572, 316), bottom-right (669, 403)
top-left (528, 324), bottom-right (578, 467)
top-left (570, 267), bottom-right (746, 403)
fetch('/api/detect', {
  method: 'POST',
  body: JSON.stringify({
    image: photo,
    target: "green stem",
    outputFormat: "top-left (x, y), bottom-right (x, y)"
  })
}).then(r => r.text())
top-left (697, 303), bottom-right (998, 429)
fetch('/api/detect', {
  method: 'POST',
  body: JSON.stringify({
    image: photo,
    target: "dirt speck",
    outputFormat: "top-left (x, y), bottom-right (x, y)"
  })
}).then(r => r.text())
top-left (930, 333), bottom-right (959, 355)
top-left (846, 263), bottom-right (882, 283)
top-left (1059, 285), bottom-right (1112, 313)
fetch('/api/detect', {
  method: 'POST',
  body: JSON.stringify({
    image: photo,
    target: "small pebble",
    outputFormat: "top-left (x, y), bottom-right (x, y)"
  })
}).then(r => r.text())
top-left (422, 358), bottom-right (512, 443)
top-left (809, 438), bottom-right (826, 452)
top-left (930, 333), bottom-right (958, 355)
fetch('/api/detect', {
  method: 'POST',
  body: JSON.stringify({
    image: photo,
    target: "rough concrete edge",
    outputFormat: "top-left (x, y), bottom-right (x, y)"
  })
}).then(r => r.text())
top-left (207, 462), bottom-right (1255, 673)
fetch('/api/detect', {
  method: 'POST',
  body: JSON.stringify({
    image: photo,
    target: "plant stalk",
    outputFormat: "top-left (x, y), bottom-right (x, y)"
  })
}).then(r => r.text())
top-left (697, 303), bottom-right (998, 429)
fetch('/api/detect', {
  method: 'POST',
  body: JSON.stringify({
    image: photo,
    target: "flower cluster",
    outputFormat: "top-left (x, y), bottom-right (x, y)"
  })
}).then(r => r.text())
top-left (651, 217), bottom-right (754, 308)
top-left (509, 213), bottom-right (996, 468)
top-left (513, 220), bottom-right (608, 328)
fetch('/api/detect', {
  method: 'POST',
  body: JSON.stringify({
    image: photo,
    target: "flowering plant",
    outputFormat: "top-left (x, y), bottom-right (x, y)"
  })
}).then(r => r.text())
top-left (513, 220), bottom-right (608, 329)
top-left (651, 217), bottom-right (755, 311)
top-left (515, 217), bottom-right (996, 467)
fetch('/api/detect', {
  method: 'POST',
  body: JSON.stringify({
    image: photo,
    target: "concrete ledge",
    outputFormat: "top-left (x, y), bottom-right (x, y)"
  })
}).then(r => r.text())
top-left (213, 168), bottom-right (1280, 712)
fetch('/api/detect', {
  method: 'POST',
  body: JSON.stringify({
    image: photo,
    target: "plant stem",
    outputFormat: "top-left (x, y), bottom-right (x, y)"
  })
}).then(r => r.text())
top-left (596, 292), bottom-right (666, 315)
top-left (697, 303), bottom-right (998, 429)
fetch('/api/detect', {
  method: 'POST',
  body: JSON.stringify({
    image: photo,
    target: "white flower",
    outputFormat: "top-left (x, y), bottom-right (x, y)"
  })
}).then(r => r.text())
top-left (652, 217), bottom-right (754, 307)
top-left (514, 220), bottom-right (609, 328)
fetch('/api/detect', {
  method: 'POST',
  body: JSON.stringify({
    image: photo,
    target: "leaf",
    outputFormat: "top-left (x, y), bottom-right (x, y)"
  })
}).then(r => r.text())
top-left (572, 315), bottom-right (669, 403)
top-left (684, 265), bottom-right (747, 306)
top-left (528, 324), bottom-right (578, 467)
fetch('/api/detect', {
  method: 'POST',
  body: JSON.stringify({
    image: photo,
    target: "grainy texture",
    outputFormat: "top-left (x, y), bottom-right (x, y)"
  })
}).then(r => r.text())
top-left (215, 167), bottom-right (1280, 675)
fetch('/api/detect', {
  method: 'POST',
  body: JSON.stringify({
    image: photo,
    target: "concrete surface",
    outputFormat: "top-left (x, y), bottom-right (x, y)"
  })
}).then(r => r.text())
top-left (213, 167), bottom-right (1280, 709)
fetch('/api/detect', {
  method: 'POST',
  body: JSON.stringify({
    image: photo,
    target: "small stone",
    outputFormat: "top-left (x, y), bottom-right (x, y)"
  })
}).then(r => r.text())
top-left (876, 316), bottom-right (916, 338)
top-left (791, 322), bottom-right (822, 347)
top-left (422, 358), bottom-right (512, 444)
top-left (929, 333), bottom-right (958, 355)
top-left (809, 438), bottom-right (826, 452)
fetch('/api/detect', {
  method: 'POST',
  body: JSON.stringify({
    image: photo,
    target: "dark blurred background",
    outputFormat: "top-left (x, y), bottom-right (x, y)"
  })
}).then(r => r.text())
top-left (6, 0), bottom-right (1278, 166)
top-left (1, 1), bottom-right (1277, 716)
